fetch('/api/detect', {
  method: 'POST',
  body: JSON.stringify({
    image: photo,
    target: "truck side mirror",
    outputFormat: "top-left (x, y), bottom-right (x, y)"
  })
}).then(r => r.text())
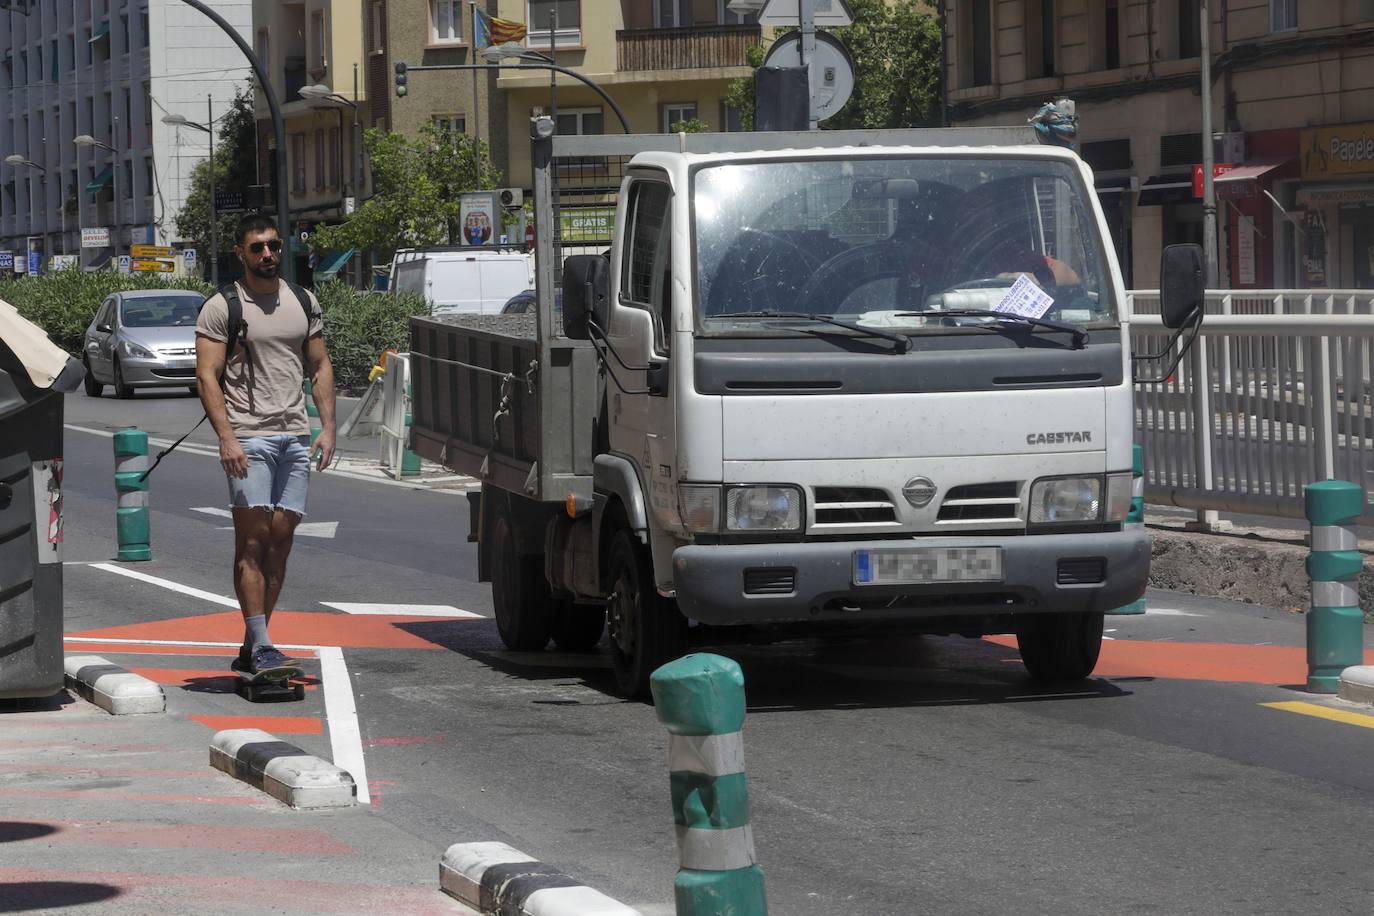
top-left (561, 254), bottom-right (609, 341)
top-left (1159, 243), bottom-right (1204, 330)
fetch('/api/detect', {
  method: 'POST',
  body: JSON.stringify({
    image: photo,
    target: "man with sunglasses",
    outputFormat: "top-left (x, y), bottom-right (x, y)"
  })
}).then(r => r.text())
top-left (194, 213), bottom-right (336, 678)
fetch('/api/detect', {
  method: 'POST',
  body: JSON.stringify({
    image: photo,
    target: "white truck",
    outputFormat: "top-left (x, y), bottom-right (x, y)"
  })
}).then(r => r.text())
top-left (391, 246), bottom-right (534, 315)
top-left (408, 124), bottom-right (1204, 698)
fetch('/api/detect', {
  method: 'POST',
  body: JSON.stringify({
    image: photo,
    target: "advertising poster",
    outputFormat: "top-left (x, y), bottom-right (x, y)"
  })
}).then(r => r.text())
top-left (1304, 210), bottom-right (1328, 287)
top-left (460, 193), bottom-right (496, 246)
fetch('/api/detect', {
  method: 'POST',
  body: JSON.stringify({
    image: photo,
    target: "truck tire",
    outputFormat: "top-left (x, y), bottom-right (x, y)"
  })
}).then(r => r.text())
top-left (490, 506), bottom-right (553, 651)
top-left (1016, 611), bottom-right (1104, 682)
top-left (551, 600), bottom-right (605, 652)
top-left (606, 530), bottom-right (688, 699)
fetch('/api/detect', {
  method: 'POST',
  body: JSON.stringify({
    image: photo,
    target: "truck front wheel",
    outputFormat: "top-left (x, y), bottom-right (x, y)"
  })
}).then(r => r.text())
top-left (606, 530), bottom-right (687, 699)
top-left (490, 506), bottom-right (553, 651)
top-left (1016, 611), bottom-right (1104, 682)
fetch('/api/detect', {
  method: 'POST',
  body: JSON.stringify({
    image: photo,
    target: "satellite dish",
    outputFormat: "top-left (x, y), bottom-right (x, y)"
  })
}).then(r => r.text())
top-left (762, 30), bottom-right (855, 123)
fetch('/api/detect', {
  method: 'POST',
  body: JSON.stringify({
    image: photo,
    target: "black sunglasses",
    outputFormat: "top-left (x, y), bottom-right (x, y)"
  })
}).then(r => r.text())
top-left (247, 239), bottom-right (283, 254)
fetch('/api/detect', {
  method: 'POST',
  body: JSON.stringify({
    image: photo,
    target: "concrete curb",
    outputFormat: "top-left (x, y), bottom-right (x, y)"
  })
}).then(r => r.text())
top-left (209, 728), bottom-right (356, 809)
top-left (440, 841), bottom-right (641, 916)
top-left (63, 655), bottom-right (165, 715)
top-left (1337, 666), bottom-right (1374, 705)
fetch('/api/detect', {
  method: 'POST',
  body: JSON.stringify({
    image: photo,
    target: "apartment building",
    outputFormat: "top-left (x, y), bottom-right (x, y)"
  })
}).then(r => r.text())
top-left (0, 0), bottom-right (251, 271)
top-left (945, 0), bottom-right (1374, 289)
top-left (251, 0), bottom-right (372, 281)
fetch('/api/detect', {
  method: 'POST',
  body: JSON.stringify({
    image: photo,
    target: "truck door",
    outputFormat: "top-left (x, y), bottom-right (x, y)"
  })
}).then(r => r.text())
top-left (607, 175), bottom-right (681, 532)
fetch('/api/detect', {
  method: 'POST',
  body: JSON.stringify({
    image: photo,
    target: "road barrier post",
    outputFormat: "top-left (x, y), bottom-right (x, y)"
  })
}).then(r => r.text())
top-left (1305, 479), bottom-right (1364, 692)
top-left (650, 653), bottom-right (767, 916)
top-left (1108, 443), bottom-right (1147, 615)
top-left (113, 427), bottom-right (151, 561)
top-left (304, 379), bottom-right (322, 447)
top-left (401, 379), bottom-right (421, 478)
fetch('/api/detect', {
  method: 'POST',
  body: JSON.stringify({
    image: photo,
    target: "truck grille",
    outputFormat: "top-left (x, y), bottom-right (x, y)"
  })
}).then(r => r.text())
top-left (744, 567), bottom-right (797, 595)
top-left (813, 487), bottom-right (897, 526)
top-left (937, 482), bottom-right (1022, 523)
top-left (1057, 557), bottom-right (1106, 585)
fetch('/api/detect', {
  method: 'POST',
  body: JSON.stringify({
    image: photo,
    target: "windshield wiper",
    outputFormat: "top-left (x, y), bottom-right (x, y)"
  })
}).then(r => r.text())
top-left (710, 311), bottom-right (912, 354)
top-left (896, 309), bottom-right (1088, 350)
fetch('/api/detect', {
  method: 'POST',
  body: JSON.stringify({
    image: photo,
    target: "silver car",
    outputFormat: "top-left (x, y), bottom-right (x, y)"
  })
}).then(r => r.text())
top-left (82, 289), bottom-right (206, 398)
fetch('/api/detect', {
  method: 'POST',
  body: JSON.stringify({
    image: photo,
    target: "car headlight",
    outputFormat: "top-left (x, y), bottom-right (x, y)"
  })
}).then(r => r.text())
top-left (122, 339), bottom-right (155, 359)
top-left (725, 486), bottom-right (802, 531)
top-left (1104, 472), bottom-right (1133, 523)
top-left (1029, 476), bottom-right (1102, 524)
top-left (678, 484), bottom-right (804, 533)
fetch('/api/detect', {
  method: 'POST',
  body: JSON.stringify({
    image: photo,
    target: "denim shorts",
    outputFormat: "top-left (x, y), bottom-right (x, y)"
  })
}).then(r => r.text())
top-left (227, 434), bottom-right (311, 516)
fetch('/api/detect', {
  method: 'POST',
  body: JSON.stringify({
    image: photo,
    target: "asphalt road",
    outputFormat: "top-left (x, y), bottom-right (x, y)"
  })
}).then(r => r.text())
top-left (35, 389), bottom-right (1374, 914)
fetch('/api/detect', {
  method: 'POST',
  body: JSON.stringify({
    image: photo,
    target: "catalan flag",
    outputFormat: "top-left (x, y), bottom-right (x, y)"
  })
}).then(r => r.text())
top-left (474, 7), bottom-right (527, 49)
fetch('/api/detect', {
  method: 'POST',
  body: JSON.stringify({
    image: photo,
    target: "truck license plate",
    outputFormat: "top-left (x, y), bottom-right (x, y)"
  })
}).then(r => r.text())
top-left (853, 547), bottom-right (1003, 586)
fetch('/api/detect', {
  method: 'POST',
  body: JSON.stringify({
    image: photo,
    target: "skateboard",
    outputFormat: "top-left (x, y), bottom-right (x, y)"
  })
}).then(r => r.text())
top-left (234, 666), bottom-right (305, 702)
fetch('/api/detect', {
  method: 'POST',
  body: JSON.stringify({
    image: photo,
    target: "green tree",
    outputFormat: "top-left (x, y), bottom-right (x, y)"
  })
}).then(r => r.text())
top-left (172, 85), bottom-right (258, 278)
top-left (724, 0), bottom-right (941, 131)
top-left (310, 126), bottom-right (502, 263)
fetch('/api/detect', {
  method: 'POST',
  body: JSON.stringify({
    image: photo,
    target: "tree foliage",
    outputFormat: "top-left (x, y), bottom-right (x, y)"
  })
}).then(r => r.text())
top-left (310, 126), bottom-right (503, 263)
top-left (725, 0), bottom-right (941, 131)
top-left (172, 85), bottom-right (258, 274)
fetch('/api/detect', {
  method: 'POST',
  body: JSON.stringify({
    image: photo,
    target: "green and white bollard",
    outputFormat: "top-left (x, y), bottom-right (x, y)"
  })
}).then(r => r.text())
top-left (304, 378), bottom-right (322, 447)
top-left (650, 653), bottom-right (767, 916)
top-left (401, 380), bottom-right (422, 478)
top-left (113, 427), bottom-right (151, 562)
top-left (1305, 480), bottom-right (1365, 693)
top-left (1107, 444), bottom-right (1147, 615)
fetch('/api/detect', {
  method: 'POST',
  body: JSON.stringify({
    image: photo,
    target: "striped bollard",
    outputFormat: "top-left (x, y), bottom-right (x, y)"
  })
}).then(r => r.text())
top-left (113, 428), bottom-right (151, 562)
top-left (304, 378), bottom-right (322, 447)
top-left (1305, 480), bottom-right (1365, 693)
top-left (1107, 444), bottom-right (1147, 615)
top-left (650, 653), bottom-right (767, 916)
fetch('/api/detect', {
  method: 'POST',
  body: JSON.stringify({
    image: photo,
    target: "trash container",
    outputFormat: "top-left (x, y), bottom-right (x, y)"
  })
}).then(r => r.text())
top-left (0, 298), bottom-right (83, 699)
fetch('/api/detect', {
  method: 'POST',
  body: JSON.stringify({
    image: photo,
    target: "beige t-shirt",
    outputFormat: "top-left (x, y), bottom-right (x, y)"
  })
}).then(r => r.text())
top-left (196, 281), bottom-right (325, 437)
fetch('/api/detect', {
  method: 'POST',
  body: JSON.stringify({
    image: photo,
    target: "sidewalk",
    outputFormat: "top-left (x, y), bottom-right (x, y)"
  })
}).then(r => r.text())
top-left (0, 653), bottom-right (475, 915)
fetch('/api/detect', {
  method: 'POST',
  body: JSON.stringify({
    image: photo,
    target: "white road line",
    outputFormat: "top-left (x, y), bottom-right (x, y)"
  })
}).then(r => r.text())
top-left (191, 506), bottom-right (233, 518)
top-left (1142, 608), bottom-right (1205, 617)
top-left (65, 423), bottom-right (220, 458)
top-left (318, 645), bottom-right (370, 805)
top-left (213, 520), bottom-right (338, 538)
top-left (321, 602), bottom-right (483, 618)
top-left (89, 562), bottom-right (240, 609)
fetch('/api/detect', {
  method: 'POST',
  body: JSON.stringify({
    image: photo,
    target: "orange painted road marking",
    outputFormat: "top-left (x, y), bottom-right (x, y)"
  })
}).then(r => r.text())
top-left (71, 610), bottom-right (454, 650)
top-left (189, 714), bottom-right (323, 734)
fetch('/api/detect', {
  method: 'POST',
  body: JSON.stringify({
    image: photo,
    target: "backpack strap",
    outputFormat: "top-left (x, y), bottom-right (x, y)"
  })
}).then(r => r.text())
top-left (219, 282), bottom-right (244, 385)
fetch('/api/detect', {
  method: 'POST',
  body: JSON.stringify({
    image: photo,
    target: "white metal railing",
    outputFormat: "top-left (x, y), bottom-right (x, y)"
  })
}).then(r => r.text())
top-left (1128, 290), bottom-right (1374, 524)
top-left (380, 352), bottom-right (414, 480)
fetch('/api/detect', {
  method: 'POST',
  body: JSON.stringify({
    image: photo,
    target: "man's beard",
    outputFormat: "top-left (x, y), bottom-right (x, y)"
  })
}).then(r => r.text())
top-left (248, 260), bottom-right (279, 280)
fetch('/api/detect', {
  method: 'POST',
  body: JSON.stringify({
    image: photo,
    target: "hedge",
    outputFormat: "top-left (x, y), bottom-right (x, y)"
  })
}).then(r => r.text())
top-left (1, 270), bottom-right (429, 391)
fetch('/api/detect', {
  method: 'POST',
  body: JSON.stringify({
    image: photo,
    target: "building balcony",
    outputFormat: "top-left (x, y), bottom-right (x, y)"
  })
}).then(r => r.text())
top-left (616, 25), bottom-right (760, 73)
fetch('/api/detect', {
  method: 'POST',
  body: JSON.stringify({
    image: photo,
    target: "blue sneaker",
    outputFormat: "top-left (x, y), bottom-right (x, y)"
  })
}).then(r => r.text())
top-left (250, 646), bottom-right (299, 677)
top-left (230, 650), bottom-right (251, 675)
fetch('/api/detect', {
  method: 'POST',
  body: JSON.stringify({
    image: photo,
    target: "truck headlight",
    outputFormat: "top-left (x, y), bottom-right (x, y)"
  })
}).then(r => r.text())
top-left (725, 485), bottom-right (801, 532)
top-left (122, 339), bottom-right (154, 359)
top-left (1104, 472), bottom-right (1133, 523)
top-left (679, 485), bottom-right (721, 534)
top-left (1029, 476), bottom-right (1102, 524)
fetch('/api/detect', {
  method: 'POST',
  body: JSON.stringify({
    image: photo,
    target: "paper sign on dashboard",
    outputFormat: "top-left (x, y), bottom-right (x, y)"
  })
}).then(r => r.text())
top-left (993, 273), bottom-right (1055, 319)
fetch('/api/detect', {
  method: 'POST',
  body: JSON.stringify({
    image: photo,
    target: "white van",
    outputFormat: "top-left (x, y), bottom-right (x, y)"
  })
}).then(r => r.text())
top-left (391, 247), bottom-right (535, 315)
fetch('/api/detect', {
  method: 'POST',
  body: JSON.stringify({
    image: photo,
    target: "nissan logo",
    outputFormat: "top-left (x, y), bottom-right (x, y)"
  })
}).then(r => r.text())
top-left (903, 477), bottom-right (936, 508)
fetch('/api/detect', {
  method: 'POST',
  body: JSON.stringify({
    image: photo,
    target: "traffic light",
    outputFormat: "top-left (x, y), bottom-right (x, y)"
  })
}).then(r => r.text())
top-left (394, 61), bottom-right (408, 98)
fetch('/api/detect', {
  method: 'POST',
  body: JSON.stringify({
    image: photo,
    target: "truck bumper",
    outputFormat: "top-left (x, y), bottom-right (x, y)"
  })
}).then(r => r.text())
top-left (671, 530), bottom-right (1150, 626)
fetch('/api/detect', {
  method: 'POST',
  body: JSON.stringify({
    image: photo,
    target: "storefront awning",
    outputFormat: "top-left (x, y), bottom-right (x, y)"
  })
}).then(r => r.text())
top-left (313, 248), bottom-right (355, 282)
top-left (84, 165), bottom-right (113, 194)
top-left (1136, 174), bottom-right (1194, 207)
top-left (1094, 176), bottom-right (1136, 196)
top-left (1215, 160), bottom-right (1291, 200)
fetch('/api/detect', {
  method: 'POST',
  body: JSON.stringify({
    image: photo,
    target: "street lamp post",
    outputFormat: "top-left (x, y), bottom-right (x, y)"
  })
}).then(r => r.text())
top-left (163, 99), bottom-right (219, 285)
top-left (74, 132), bottom-right (120, 262)
top-left (3, 154), bottom-right (65, 257)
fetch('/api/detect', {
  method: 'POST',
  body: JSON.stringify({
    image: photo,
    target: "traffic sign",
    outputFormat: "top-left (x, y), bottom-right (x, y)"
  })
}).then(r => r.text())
top-left (214, 190), bottom-right (247, 212)
top-left (130, 258), bottom-right (175, 273)
top-left (758, 0), bottom-right (854, 27)
top-left (131, 244), bottom-right (173, 258)
top-left (117, 255), bottom-right (131, 274)
top-left (763, 30), bottom-right (856, 121)
top-left (182, 248), bottom-right (197, 267)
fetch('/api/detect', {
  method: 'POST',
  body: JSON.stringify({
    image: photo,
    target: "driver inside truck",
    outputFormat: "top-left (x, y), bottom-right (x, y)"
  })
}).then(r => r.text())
top-left (993, 247), bottom-right (1082, 291)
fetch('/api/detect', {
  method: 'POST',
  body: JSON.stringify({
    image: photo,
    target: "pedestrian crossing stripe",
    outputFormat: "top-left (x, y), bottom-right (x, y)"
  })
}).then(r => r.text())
top-left (1261, 701), bottom-right (1374, 730)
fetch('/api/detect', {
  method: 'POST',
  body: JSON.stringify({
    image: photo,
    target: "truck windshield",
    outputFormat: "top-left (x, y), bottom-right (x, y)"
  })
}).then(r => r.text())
top-left (693, 156), bottom-right (1116, 336)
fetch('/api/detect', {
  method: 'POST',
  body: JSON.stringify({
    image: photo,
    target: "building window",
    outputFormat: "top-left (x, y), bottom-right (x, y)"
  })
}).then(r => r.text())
top-left (960, 0), bottom-right (992, 87)
top-left (328, 126), bottom-right (340, 187)
top-left (144, 158), bottom-right (153, 197)
top-left (1361, 0), bottom-right (1374, 23)
top-left (721, 103), bottom-right (743, 132)
top-left (527, 0), bottom-right (580, 47)
top-left (662, 102), bottom-right (697, 133)
top-left (431, 114), bottom-right (466, 145)
top-left (1024, 0), bottom-right (1055, 79)
top-left (291, 134), bottom-right (306, 192)
top-left (123, 159), bottom-right (133, 199)
top-left (1177, 0), bottom-right (1201, 58)
top-left (140, 9), bottom-right (149, 48)
top-left (656, 0), bottom-right (687, 27)
top-left (370, 2), bottom-right (385, 52)
top-left (310, 10), bottom-right (326, 72)
top-left (431, 0), bottom-right (462, 43)
top-left (1104, 0), bottom-right (1121, 70)
top-left (314, 129), bottom-right (325, 190)
top-left (256, 29), bottom-right (269, 71)
top-left (1270, 0), bottom-right (1296, 32)
top-left (555, 107), bottom-right (602, 136)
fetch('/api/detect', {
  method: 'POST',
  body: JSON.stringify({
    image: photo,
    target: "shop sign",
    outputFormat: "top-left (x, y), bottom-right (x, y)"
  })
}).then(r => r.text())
top-left (130, 258), bottom-right (175, 273)
top-left (81, 226), bottom-right (111, 248)
top-left (1301, 121), bottom-right (1374, 180)
top-left (1237, 215), bottom-right (1256, 286)
top-left (559, 207), bottom-right (616, 243)
top-left (130, 244), bottom-right (172, 258)
top-left (0, 251), bottom-right (12, 270)
top-left (1304, 210), bottom-right (1328, 287)
top-left (1192, 163), bottom-right (1235, 198)
top-left (459, 193), bottom-right (497, 246)
top-left (1295, 185), bottom-right (1374, 207)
